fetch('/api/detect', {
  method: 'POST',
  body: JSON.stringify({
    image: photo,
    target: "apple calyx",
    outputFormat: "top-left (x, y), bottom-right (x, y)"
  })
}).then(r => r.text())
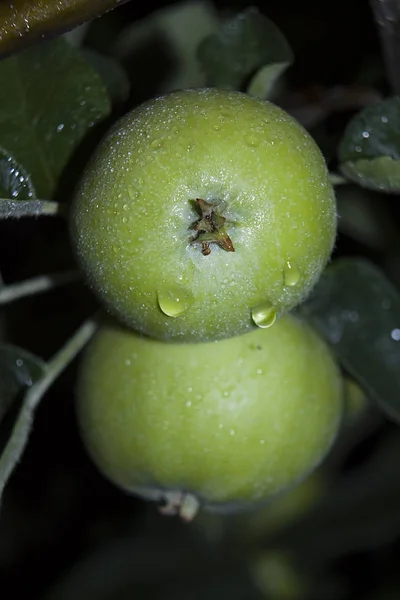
top-left (190, 198), bottom-right (235, 255)
top-left (158, 490), bottom-right (200, 521)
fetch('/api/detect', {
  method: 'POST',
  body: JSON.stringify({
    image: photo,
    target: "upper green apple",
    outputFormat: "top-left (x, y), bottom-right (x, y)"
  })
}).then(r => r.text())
top-left (76, 314), bottom-right (343, 519)
top-left (70, 88), bottom-right (336, 342)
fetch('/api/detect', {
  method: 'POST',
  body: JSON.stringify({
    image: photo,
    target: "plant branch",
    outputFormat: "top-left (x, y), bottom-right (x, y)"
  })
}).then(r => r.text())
top-left (0, 271), bottom-right (81, 305)
top-left (370, 0), bottom-right (400, 93)
top-left (0, 199), bottom-right (66, 219)
top-left (0, 313), bottom-right (99, 502)
top-left (329, 173), bottom-right (348, 186)
top-left (0, 0), bottom-right (132, 59)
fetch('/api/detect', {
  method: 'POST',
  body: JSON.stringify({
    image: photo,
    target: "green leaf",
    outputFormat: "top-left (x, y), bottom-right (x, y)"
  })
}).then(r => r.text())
top-left (0, 344), bottom-right (45, 423)
top-left (0, 38), bottom-right (111, 199)
top-left (197, 7), bottom-right (293, 94)
top-left (246, 62), bottom-right (288, 100)
top-left (82, 49), bottom-right (130, 105)
top-left (0, 148), bottom-right (36, 201)
top-left (113, 0), bottom-right (219, 102)
top-left (299, 259), bottom-right (400, 423)
top-left (340, 156), bottom-right (400, 193)
top-left (338, 96), bottom-right (400, 192)
top-left (336, 185), bottom-right (397, 250)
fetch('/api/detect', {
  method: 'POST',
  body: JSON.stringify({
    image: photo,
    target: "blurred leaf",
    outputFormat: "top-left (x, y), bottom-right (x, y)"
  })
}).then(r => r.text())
top-left (343, 376), bottom-right (369, 424)
top-left (250, 551), bottom-right (306, 600)
top-left (0, 148), bottom-right (36, 201)
top-left (83, 49), bottom-right (130, 105)
top-left (336, 185), bottom-right (398, 250)
top-left (246, 62), bottom-right (288, 100)
top-left (300, 259), bottom-right (400, 423)
top-left (113, 1), bottom-right (219, 103)
top-left (338, 96), bottom-right (400, 192)
top-left (0, 0), bottom-right (131, 59)
top-left (0, 38), bottom-right (111, 198)
top-left (0, 344), bottom-right (45, 423)
top-left (284, 431), bottom-right (400, 563)
top-left (197, 7), bottom-right (293, 94)
top-left (340, 156), bottom-right (400, 193)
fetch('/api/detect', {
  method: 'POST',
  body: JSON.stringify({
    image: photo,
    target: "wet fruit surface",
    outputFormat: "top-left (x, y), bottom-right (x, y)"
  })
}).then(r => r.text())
top-left (76, 314), bottom-right (343, 516)
top-left (71, 88), bottom-right (337, 342)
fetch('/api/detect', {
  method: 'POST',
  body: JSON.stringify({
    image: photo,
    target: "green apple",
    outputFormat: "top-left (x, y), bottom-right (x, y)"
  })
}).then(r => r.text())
top-left (70, 88), bottom-right (337, 342)
top-left (76, 314), bottom-right (343, 520)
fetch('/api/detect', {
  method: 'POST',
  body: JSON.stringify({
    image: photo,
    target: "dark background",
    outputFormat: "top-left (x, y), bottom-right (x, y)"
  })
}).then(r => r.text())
top-left (0, 1), bottom-right (398, 599)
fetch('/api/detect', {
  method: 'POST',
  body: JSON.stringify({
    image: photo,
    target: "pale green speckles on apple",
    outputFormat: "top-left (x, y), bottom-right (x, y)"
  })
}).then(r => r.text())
top-left (70, 88), bottom-right (337, 342)
top-left (76, 314), bottom-right (344, 518)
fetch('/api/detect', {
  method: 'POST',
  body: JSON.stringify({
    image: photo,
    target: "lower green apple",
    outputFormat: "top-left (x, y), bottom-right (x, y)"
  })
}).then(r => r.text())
top-left (76, 314), bottom-right (343, 520)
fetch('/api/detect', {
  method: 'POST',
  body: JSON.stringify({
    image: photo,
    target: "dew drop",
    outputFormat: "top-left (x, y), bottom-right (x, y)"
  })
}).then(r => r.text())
top-left (381, 116), bottom-right (388, 124)
top-left (213, 125), bottom-right (220, 131)
top-left (229, 429), bottom-right (235, 436)
top-left (186, 400), bottom-right (192, 407)
top-left (260, 439), bottom-right (265, 445)
top-left (391, 328), bottom-right (400, 341)
top-left (251, 303), bottom-right (276, 328)
top-left (122, 203), bottom-right (129, 211)
top-left (56, 123), bottom-right (64, 132)
top-left (122, 217), bottom-right (128, 224)
top-left (283, 261), bottom-right (301, 287)
top-left (150, 138), bottom-right (163, 149)
top-left (362, 131), bottom-right (370, 139)
top-left (157, 285), bottom-right (194, 317)
top-left (245, 135), bottom-right (259, 147)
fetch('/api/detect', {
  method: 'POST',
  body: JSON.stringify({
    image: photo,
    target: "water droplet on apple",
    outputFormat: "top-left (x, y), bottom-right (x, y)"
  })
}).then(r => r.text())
top-left (150, 138), bottom-right (163, 149)
top-left (283, 261), bottom-right (301, 286)
top-left (157, 285), bottom-right (194, 317)
top-left (245, 135), bottom-right (259, 147)
top-left (251, 303), bottom-right (276, 328)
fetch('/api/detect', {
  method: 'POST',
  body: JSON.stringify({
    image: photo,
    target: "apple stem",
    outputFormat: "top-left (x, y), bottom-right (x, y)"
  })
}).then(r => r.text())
top-left (189, 198), bottom-right (235, 255)
top-left (158, 491), bottom-right (200, 522)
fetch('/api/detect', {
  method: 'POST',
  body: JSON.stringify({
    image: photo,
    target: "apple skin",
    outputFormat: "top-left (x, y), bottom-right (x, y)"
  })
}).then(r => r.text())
top-left (70, 88), bottom-right (337, 342)
top-left (76, 314), bottom-right (343, 515)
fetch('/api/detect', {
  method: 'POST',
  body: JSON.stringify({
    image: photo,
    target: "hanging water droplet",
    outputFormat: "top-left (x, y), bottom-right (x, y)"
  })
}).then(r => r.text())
top-left (157, 285), bottom-right (194, 317)
top-left (283, 261), bottom-right (301, 287)
top-left (391, 328), bottom-right (400, 341)
top-left (251, 303), bottom-right (276, 328)
top-left (245, 135), bottom-right (259, 147)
